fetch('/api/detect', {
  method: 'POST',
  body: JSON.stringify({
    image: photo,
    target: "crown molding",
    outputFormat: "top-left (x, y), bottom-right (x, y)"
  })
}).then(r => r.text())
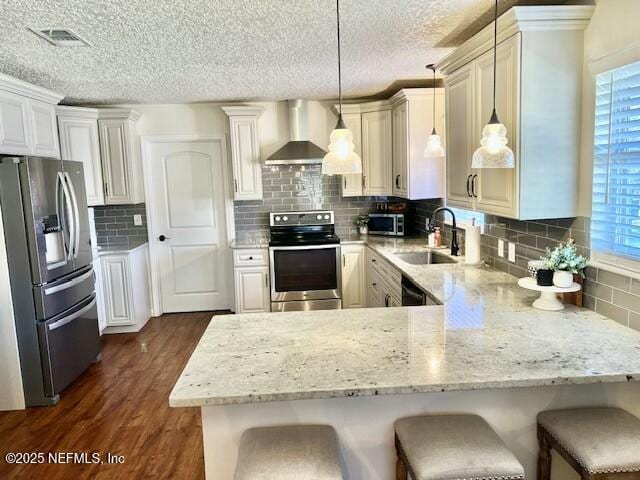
top-left (56, 105), bottom-right (99, 119)
top-left (438, 5), bottom-right (595, 75)
top-left (0, 73), bottom-right (64, 104)
top-left (97, 108), bottom-right (142, 121)
top-left (388, 88), bottom-right (445, 107)
top-left (221, 105), bottom-right (265, 117)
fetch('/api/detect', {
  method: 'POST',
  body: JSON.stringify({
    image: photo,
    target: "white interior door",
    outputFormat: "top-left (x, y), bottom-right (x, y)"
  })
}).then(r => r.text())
top-left (147, 139), bottom-right (230, 312)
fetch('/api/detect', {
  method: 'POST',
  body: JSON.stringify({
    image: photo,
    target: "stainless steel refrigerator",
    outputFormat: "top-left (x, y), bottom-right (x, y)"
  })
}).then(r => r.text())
top-left (0, 155), bottom-right (100, 407)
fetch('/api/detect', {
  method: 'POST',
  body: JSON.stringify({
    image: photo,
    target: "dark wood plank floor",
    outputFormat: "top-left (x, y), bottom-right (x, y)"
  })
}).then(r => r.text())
top-left (0, 311), bottom-right (222, 480)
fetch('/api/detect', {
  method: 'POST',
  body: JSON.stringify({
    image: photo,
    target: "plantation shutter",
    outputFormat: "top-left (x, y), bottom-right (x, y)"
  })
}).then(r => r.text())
top-left (591, 60), bottom-right (640, 268)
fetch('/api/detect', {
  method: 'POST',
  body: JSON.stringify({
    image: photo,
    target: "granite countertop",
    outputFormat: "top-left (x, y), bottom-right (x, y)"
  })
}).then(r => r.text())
top-left (170, 236), bottom-right (640, 407)
top-left (230, 233), bottom-right (270, 249)
top-left (95, 240), bottom-right (148, 256)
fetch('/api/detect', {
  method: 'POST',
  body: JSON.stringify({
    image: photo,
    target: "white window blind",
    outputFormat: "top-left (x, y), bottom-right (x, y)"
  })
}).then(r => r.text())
top-left (591, 60), bottom-right (640, 269)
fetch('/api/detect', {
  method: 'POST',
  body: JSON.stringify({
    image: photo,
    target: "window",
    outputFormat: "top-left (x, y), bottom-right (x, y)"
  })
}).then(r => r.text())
top-left (591, 60), bottom-right (640, 270)
top-left (446, 207), bottom-right (484, 229)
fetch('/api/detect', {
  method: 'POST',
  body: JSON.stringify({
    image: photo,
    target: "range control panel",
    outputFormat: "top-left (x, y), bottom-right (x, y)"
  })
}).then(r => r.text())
top-left (269, 211), bottom-right (334, 227)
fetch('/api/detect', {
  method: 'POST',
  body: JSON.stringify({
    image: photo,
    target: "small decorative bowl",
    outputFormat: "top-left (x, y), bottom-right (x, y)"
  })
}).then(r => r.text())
top-left (527, 260), bottom-right (546, 279)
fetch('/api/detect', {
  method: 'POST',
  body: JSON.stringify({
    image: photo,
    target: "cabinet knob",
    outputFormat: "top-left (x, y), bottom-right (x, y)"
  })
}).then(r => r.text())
top-left (158, 235), bottom-right (170, 242)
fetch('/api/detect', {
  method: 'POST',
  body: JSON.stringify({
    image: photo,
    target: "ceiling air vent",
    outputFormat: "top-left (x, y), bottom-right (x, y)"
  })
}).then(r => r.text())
top-left (28, 28), bottom-right (92, 47)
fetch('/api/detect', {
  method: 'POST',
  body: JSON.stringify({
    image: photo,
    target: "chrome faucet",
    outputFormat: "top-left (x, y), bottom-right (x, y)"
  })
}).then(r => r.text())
top-left (428, 207), bottom-right (459, 256)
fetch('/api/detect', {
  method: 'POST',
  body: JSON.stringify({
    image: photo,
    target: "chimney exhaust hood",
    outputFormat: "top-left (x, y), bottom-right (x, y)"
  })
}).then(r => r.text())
top-left (265, 99), bottom-right (327, 165)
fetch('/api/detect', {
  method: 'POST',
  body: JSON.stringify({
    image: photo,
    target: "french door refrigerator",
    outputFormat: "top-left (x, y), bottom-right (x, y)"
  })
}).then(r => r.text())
top-left (0, 156), bottom-right (100, 407)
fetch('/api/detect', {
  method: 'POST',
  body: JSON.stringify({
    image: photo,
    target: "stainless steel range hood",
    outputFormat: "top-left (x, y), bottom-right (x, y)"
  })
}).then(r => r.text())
top-left (265, 99), bottom-right (327, 165)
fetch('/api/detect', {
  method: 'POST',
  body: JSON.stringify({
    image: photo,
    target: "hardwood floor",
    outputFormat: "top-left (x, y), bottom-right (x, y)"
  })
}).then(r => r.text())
top-left (0, 311), bottom-right (223, 480)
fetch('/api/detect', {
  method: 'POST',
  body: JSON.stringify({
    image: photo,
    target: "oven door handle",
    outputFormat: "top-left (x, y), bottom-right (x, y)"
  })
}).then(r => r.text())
top-left (269, 245), bottom-right (341, 251)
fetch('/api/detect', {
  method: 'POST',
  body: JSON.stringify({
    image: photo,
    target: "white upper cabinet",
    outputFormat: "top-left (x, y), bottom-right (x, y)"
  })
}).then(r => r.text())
top-left (439, 5), bottom-right (594, 220)
top-left (57, 106), bottom-right (105, 206)
top-left (0, 73), bottom-right (63, 157)
top-left (390, 89), bottom-right (445, 200)
top-left (222, 106), bottom-right (264, 201)
top-left (98, 109), bottom-right (144, 205)
top-left (361, 107), bottom-right (392, 196)
top-left (445, 64), bottom-right (475, 210)
top-left (339, 112), bottom-right (363, 197)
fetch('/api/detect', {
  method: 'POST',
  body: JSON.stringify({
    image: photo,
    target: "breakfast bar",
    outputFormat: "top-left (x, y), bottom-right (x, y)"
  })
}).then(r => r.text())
top-left (170, 245), bottom-right (640, 479)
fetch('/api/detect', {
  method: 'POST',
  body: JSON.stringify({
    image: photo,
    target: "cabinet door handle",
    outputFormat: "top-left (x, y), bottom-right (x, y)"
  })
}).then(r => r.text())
top-left (265, 273), bottom-right (268, 288)
top-left (234, 179), bottom-right (238, 193)
top-left (372, 282), bottom-right (377, 286)
top-left (471, 174), bottom-right (478, 198)
top-left (384, 294), bottom-right (390, 307)
top-left (466, 175), bottom-right (472, 197)
top-left (362, 175), bottom-right (366, 188)
top-left (104, 182), bottom-right (109, 197)
top-left (343, 177), bottom-right (347, 189)
top-left (395, 175), bottom-right (400, 189)
top-left (342, 254), bottom-right (346, 267)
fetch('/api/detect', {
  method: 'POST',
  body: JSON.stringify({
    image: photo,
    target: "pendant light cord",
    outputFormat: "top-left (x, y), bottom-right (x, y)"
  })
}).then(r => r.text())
top-left (492, 0), bottom-right (498, 111)
top-left (432, 66), bottom-right (436, 133)
top-left (336, 0), bottom-right (342, 116)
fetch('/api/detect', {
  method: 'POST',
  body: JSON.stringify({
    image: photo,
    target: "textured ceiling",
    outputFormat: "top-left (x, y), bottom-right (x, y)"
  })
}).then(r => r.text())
top-left (0, 0), bottom-right (497, 104)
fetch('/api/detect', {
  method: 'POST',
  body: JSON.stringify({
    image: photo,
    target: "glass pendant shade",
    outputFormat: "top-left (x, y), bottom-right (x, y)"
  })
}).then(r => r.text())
top-left (322, 121), bottom-right (362, 175)
top-left (471, 120), bottom-right (514, 168)
top-left (424, 128), bottom-right (445, 158)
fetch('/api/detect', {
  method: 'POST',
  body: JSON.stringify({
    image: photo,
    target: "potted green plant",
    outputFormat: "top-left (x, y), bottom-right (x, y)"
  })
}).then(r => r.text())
top-left (541, 240), bottom-right (587, 288)
top-left (354, 215), bottom-right (369, 235)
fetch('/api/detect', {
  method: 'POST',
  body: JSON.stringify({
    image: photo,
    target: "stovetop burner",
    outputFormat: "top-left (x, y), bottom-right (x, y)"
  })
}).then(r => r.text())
top-left (268, 210), bottom-right (339, 247)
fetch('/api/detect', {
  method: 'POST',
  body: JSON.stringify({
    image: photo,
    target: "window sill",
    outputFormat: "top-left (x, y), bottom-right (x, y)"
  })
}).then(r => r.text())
top-left (588, 259), bottom-right (640, 281)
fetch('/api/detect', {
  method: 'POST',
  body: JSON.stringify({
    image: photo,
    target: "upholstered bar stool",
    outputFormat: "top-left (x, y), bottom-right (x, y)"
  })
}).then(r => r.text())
top-left (233, 425), bottom-right (345, 480)
top-left (537, 407), bottom-right (640, 480)
top-left (394, 414), bottom-right (525, 480)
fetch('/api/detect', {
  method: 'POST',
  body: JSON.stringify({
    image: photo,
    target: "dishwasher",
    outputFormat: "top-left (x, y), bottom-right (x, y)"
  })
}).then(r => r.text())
top-left (401, 275), bottom-right (441, 306)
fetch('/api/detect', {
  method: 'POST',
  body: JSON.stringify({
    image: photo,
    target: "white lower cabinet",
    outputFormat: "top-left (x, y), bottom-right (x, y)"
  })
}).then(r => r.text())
top-left (100, 244), bottom-right (151, 332)
top-left (366, 247), bottom-right (401, 308)
top-left (93, 257), bottom-right (107, 333)
top-left (233, 248), bottom-right (270, 313)
top-left (341, 244), bottom-right (366, 309)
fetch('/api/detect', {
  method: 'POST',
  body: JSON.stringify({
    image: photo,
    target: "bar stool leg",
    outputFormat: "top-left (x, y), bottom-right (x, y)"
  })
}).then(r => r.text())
top-left (537, 425), bottom-right (552, 480)
top-left (395, 457), bottom-right (407, 480)
top-left (394, 434), bottom-right (408, 480)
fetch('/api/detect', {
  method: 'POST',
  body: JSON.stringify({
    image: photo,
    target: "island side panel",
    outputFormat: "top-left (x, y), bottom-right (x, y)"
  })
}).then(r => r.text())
top-left (201, 382), bottom-right (640, 480)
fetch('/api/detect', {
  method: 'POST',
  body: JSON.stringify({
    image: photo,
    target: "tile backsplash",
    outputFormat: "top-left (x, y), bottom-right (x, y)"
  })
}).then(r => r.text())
top-left (234, 165), bottom-right (391, 238)
top-left (93, 204), bottom-right (148, 248)
top-left (407, 200), bottom-right (639, 331)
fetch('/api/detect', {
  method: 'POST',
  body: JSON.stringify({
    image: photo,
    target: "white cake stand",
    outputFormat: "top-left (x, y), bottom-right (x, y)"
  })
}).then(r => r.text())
top-left (517, 277), bottom-right (582, 311)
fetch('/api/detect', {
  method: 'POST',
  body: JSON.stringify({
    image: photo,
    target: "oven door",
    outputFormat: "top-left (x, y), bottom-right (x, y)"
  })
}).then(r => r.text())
top-left (270, 245), bottom-right (341, 302)
top-left (368, 215), bottom-right (398, 236)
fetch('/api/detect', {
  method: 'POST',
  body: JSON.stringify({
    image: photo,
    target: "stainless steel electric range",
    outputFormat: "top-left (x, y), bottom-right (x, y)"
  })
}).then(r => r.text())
top-left (269, 210), bottom-right (342, 312)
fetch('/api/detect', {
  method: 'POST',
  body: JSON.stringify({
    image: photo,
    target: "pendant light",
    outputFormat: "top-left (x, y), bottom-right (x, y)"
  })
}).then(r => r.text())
top-left (424, 64), bottom-right (445, 158)
top-left (322, 0), bottom-right (362, 175)
top-left (471, 0), bottom-right (514, 169)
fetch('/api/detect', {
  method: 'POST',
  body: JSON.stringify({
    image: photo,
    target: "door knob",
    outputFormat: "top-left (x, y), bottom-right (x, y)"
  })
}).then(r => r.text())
top-left (158, 235), bottom-right (170, 242)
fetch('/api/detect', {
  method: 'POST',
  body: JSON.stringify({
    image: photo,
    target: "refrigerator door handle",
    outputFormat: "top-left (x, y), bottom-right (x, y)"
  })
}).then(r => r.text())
top-left (55, 172), bottom-right (70, 262)
top-left (58, 172), bottom-right (75, 261)
top-left (64, 172), bottom-right (80, 259)
top-left (43, 268), bottom-right (94, 296)
top-left (48, 297), bottom-right (97, 331)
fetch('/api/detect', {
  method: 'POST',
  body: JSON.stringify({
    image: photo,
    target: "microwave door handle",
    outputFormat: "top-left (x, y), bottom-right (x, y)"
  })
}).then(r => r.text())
top-left (64, 172), bottom-right (80, 259)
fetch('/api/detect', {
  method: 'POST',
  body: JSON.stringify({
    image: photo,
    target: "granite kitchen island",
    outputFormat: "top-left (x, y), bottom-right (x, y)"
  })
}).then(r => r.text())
top-left (170, 243), bottom-right (640, 479)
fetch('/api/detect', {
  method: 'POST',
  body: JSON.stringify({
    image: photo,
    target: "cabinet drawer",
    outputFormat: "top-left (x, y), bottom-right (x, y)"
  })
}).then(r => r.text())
top-left (234, 248), bottom-right (268, 267)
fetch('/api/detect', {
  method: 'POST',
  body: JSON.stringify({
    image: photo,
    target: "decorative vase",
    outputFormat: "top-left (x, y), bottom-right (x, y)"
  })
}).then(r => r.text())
top-left (553, 270), bottom-right (573, 288)
top-left (359, 226), bottom-right (368, 235)
top-left (536, 269), bottom-right (554, 287)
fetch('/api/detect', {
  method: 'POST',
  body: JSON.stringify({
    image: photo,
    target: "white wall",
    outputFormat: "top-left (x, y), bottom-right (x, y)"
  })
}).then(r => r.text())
top-left (578, 0), bottom-right (640, 216)
top-left (0, 209), bottom-right (25, 411)
top-left (117, 100), bottom-right (336, 162)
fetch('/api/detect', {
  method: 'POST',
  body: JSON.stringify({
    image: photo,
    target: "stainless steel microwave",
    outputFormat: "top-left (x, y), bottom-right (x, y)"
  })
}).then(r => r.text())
top-left (368, 213), bottom-right (405, 236)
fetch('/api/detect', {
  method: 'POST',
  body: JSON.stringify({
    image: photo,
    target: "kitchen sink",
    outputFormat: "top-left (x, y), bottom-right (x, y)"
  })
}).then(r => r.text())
top-left (394, 251), bottom-right (456, 265)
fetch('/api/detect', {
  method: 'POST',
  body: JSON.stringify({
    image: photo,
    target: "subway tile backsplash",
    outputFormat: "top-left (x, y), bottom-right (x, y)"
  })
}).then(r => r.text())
top-left (407, 199), bottom-right (639, 331)
top-left (234, 165), bottom-right (392, 238)
top-left (93, 204), bottom-right (149, 248)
